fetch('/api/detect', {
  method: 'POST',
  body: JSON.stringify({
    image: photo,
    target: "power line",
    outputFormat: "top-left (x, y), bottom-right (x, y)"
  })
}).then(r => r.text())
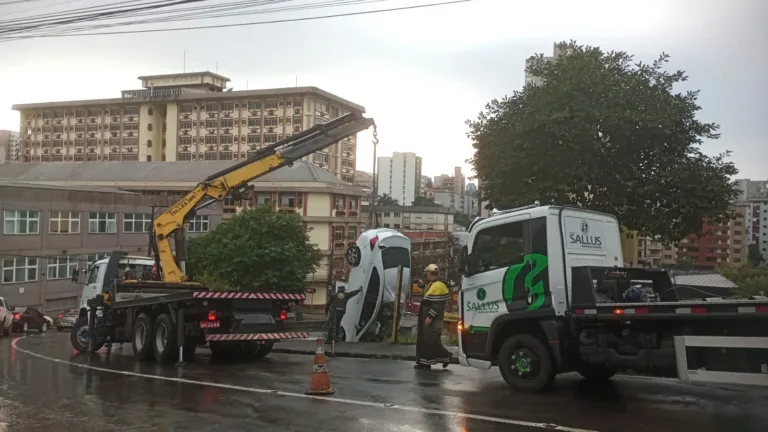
top-left (0, 0), bottom-right (474, 41)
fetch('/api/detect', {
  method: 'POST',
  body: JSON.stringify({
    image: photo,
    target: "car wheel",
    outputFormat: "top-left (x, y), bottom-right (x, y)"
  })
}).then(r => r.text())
top-left (39, 322), bottom-right (48, 333)
top-left (346, 245), bottom-right (362, 266)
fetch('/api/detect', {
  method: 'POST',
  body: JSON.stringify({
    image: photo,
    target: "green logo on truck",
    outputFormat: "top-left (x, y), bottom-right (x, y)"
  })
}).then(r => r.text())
top-left (501, 253), bottom-right (549, 311)
top-left (476, 287), bottom-right (486, 301)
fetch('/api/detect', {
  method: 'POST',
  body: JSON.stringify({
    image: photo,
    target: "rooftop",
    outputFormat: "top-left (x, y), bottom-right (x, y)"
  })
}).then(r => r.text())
top-left (0, 160), bottom-right (351, 185)
top-left (137, 71), bottom-right (231, 83)
top-left (0, 181), bottom-right (136, 194)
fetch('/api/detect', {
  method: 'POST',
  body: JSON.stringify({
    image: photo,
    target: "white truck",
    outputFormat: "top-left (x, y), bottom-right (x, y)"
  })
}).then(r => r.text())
top-left (457, 204), bottom-right (768, 391)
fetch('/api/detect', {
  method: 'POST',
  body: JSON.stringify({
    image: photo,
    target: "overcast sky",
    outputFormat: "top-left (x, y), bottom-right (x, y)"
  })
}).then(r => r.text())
top-left (0, 0), bottom-right (765, 180)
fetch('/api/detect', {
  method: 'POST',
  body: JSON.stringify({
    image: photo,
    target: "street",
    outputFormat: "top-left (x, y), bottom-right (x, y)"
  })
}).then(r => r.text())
top-left (1, 332), bottom-right (767, 432)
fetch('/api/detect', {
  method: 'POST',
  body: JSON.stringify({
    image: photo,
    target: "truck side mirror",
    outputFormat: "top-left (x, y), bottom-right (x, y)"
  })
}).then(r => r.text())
top-left (459, 246), bottom-right (471, 275)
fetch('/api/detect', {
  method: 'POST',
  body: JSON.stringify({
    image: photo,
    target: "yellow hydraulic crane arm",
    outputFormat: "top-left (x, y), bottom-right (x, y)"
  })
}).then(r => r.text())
top-left (152, 112), bottom-right (376, 283)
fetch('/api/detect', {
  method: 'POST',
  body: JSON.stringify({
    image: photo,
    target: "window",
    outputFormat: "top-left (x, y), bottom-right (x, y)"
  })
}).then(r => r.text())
top-left (110, 107), bottom-right (122, 116)
top-left (180, 120), bottom-right (192, 129)
top-left (188, 215), bottom-right (209, 233)
top-left (247, 134), bottom-right (261, 144)
top-left (264, 117), bottom-right (278, 127)
top-left (334, 226), bottom-right (345, 242)
top-left (47, 256), bottom-right (78, 280)
top-left (264, 134), bottom-right (277, 144)
top-left (204, 151), bottom-right (217, 160)
top-left (220, 150), bottom-right (233, 160)
top-left (49, 211), bottom-right (80, 234)
top-left (88, 212), bottom-right (117, 233)
top-left (334, 196), bottom-right (344, 210)
top-left (87, 124), bottom-right (99, 133)
top-left (180, 104), bottom-right (193, 114)
top-left (221, 102), bottom-right (234, 112)
top-left (205, 135), bottom-right (217, 145)
top-left (124, 106), bottom-right (138, 116)
top-left (124, 137), bottom-right (138, 147)
top-left (87, 108), bottom-right (99, 117)
top-left (248, 117), bottom-right (261, 128)
top-left (2, 257), bottom-right (37, 284)
top-left (264, 100), bottom-right (278, 110)
top-left (205, 103), bottom-right (218, 112)
top-left (4, 210), bottom-right (40, 234)
top-left (179, 136), bottom-right (192, 145)
top-left (178, 152), bottom-right (192, 161)
top-left (393, 212), bottom-right (400, 217)
top-left (220, 118), bottom-right (234, 128)
top-left (348, 226), bottom-right (358, 241)
top-left (205, 119), bottom-right (218, 129)
top-left (313, 153), bottom-right (328, 164)
top-left (256, 193), bottom-right (272, 206)
top-left (316, 100), bottom-right (328, 113)
top-left (87, 253), bottom-right (109, 263)
top-left (53, 125), bottom-right (64, 134)
top-left (472, 220), bottom-right (527, 272)
top-left (45, 296), bottom-right (78, 311)
top-left (279, 193), bottom-right (302, 208)
top-left (220, 134), bottom-right (233, 144)
top-left (248, 100), bottom-right (261, 110)
top-left (124, 123), bottom-right (139, 132)
top-left (75, 109), bottom-right (86, 118)
top-left (123, 213), bottom-right (152, 233)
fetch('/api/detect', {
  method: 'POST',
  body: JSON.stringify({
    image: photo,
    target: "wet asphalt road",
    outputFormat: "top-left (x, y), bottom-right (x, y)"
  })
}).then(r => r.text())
top-left (1, 332), bottom-right (768, 432)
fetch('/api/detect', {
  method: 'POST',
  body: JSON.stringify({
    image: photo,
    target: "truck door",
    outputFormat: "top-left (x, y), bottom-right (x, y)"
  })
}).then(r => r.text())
top-left (463, 213), bottom-right (530, 336)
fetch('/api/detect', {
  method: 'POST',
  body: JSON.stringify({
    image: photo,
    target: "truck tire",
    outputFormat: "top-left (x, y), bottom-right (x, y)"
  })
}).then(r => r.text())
top-left (153, 313), bottom-right (178, 364)
top-left (132, 313), bottom-right (154, 361)
top-left (577, 364), bottom-right (617, 381)
top-left (71, 316), bottom-right (104, 353)
top-left (498, 334), bottom-right (555, 392)
top-left (243, 342), bottom-right (274, 359)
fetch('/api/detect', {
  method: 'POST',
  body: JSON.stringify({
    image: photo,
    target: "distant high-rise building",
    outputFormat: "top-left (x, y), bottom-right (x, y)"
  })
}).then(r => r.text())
top-left (434, 167), bottom-right (465, 194)
top-left (525, 42), bottom-right (567, 86)
top-left (0, 130), bottom-right (21, 163)
top-left (376, 152), bottom-right (422, 206)
top-left (735, 178), bottom-right (768, 263)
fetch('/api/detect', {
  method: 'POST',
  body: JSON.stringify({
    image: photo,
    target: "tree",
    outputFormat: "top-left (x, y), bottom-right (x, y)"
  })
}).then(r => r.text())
top-left (719, 263), bottom-right (768, 297)
top-left (467, 41), bottom-right (738, 243)
top-left (411, 195), bottom-right (439, 207)
top-left (376, 194), bottom-right (399, 206)
top-left (454, 212), bottom-right (472, 229)
top-left (186, 206), bottom-right (321, 292)
top-left (411, 234), bottom-right (462, 285)
top-left (748, 243), bottom-right (764, 267)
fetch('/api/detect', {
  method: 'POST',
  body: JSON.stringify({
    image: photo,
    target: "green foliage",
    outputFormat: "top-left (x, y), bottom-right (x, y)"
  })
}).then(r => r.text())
top-left (719, 263), bottom-right (768, 297)
top-left (411, 195), bottom-right (440, 206)
top-left (454, 212), bottom-right (472, 228)
top-left (748, 243), bottom-right (764, 267)
top-left (186, 206), bottom-right (321, 292)
top-left (467, 41), bottom-right (739, 243)
top-left (194, 273), bottom-right (236, 292)
top-left (411, 234), bottom-right (462, 285)
top-left (376, 194), bottom-right (399, 206)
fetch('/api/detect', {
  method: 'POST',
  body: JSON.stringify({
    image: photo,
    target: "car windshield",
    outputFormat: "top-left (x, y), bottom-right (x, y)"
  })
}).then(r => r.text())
top-left (15, 307), bottom-right (28, 314)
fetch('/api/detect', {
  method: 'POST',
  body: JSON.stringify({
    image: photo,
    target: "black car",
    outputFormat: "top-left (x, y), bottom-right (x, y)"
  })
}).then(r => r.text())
top-left (11, 306), bottom-right (49, 333)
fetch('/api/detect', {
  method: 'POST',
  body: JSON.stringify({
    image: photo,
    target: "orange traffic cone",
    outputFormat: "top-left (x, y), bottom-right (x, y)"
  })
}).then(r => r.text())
top-left (306, 338), bottom-right (335, 395)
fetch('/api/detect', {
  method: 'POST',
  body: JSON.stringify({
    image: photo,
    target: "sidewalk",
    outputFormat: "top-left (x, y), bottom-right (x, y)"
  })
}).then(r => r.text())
top-left (273, 339), bottom-right (460, 364)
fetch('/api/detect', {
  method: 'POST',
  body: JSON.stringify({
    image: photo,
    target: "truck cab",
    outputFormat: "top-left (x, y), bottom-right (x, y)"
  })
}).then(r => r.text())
top-left (74, 255), bottom-right (156, 317)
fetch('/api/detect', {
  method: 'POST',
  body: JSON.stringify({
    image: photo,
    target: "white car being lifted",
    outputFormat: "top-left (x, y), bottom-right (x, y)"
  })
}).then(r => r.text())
top-left (458, 203), bottom-right (768, 391)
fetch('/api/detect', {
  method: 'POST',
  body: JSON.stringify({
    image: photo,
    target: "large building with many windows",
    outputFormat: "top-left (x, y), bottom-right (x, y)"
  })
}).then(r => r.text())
top-left (11, 72), bottom-right (364, 183)
top-left (0, 160), bottom-right (367, 310)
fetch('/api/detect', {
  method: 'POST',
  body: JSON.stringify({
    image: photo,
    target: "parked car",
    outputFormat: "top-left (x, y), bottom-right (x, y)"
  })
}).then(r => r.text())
top-left (11, 306), bottom-right (49, 333)
top-left (55, 309), bottom-right (78, 330)
top-left (0, 297), bottom-right (13, 337)
top-left (340, 228), bottom-right (411, 342)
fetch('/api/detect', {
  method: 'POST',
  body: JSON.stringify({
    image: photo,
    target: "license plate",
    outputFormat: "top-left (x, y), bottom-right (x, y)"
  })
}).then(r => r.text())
top-left (200, 321), bottom-right (220, 329)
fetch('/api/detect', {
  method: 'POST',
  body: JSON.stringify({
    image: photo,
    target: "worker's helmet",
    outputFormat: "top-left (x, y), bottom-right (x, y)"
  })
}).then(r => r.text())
top-left (424, 264), bottom-right (439, 273)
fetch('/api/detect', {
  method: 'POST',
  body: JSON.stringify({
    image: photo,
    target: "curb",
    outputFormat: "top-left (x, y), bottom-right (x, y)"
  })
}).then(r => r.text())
top-left (272, 347), bottom-right (460, 364)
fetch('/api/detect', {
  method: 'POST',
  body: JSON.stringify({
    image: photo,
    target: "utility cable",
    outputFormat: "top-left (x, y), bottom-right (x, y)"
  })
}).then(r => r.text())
top-left (0, 0), bottom-right (474, 42)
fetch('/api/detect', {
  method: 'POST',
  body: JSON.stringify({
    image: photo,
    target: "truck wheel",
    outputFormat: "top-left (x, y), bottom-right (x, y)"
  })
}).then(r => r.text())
top-left (153, 313), bottom-right (178, 364)
top-left (132, 313), bottom-right (154, 361)
top-left (244, 342), bottom-right (274, 359)
top-left (498, 334), bottom-right (554, 392)
top-left (70, 317), bottom-right (104, 353)
top-left (577, 364), bottom-right (617, 381)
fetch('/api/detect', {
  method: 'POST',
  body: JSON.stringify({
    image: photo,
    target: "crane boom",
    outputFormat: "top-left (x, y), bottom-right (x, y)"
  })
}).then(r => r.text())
top-left (152, 112), bottom-right (376, 283)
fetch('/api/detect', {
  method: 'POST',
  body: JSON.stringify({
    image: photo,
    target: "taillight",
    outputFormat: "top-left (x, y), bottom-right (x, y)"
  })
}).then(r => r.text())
top-left (12, 313), bottom-right (20, 320)
top-left (208, 310), bottom-right (217, 321)
top-left (58, 314), bottom-right (63, 319)
top-left (369, 236), bottom-right (379, 250)
top-left (279, 310), bottom-right (288, 321)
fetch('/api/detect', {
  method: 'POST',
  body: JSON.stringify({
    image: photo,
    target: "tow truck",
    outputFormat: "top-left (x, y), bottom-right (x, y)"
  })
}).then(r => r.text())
top-left (70, 112), bottom-right (376, 363)
top-left (457, 203), bottom-right (768, 391)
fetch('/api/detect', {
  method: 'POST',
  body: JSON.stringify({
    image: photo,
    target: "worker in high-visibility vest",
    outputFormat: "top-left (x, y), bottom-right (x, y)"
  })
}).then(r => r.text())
top-left (414, 264), bottom-right (452, 370)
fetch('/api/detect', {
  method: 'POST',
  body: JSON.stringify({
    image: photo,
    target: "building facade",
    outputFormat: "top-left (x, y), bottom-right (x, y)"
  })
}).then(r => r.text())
top-left (0, 182), bottom-right (178, 314)
top-left (0, 160), bottom-right (367, 307)
top-left (433, 166), bottom-right (466, 195)
top-left (11, 72), bottom-right (365, 183)
top-left (376, 152), bottom-right (422, 206)
top-left (0, 130), bottom-right (20, 163)
top-left (525, 42), bottom-right (567, 86)
top-left (363, 205), bottom-right (455, 232)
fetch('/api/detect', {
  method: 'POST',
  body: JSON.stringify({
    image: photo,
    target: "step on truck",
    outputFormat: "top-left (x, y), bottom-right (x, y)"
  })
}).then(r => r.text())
top-left (68, 112), bottom-right (377, 363)
top-left (457, 204), bottom-right (768, 391)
